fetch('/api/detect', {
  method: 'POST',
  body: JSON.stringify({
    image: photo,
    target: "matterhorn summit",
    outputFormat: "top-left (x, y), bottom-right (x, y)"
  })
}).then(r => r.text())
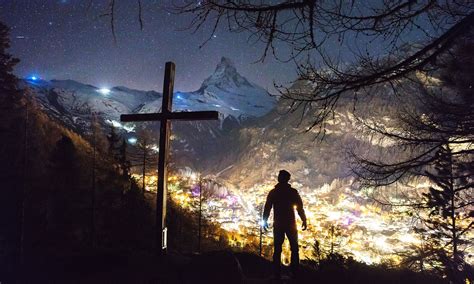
top-left (142, 57), bottom-right (276, 120)
top-left (201, 57), bottom-right (253, 90)
top-left (197, 57), bottom-right (276, 119)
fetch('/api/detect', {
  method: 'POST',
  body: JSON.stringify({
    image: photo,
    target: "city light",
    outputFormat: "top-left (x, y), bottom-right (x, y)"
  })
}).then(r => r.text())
top-left (135, 171), bottom-right (474, 266)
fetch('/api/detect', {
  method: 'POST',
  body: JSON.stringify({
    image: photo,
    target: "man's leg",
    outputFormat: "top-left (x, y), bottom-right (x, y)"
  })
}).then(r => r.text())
top-left (273, 227), bottom-right (285, 278)
top-left (287, 227), bottom-right (299, 276)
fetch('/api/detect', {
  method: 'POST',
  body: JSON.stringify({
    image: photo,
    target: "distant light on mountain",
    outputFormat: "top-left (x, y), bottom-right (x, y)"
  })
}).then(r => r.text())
top-left (28, 75), bottom-right (39, 81)
top-left (98, 88), bottom-right (111, 95)
top-left (22, 57), bottom-right (277, 170)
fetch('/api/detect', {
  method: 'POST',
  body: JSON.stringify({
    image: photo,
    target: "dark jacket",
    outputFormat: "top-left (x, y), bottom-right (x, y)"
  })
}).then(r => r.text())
top-left (263, 182), bottom-right (306, 228)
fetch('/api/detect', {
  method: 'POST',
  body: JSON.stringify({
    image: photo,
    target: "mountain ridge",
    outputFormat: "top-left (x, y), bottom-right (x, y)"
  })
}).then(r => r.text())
top-left (21, 57), bottom-right (277, 169)
top-left (24, 57), bottom-right (275, 129)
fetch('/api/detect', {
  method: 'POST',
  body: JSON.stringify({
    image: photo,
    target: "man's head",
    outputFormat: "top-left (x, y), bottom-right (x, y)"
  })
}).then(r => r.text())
top-left (277, 170), bottom-right (291, 183)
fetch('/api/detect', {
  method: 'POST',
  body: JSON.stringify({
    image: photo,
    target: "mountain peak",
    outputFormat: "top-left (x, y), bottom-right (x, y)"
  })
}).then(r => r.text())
top-left (201, 57), bottom-right (252, 90)
top-left (217, 57), bottom-right (236, 70)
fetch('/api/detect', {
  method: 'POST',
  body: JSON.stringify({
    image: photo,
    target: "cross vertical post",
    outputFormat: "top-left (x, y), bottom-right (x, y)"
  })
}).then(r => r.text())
top-left (156, 62), bottom-right (175, 255)
top-left (120, 61), bottom-right (219, 256)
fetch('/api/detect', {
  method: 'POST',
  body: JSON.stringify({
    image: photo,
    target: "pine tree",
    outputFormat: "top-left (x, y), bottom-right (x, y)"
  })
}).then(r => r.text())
top-left (129, 129), bottom-right (157, 193)
top-left (48, 135), bottom-right (80, 241)
top-left (88, 113), bottom-right (105, 247)
top-left (0, 20), bottom-right (25, 275)
top-left (107, 126), bottom-right (121, 161)
top-left (118, 138), bottom-right (131, 179)
top-left (421, 145), bottom-right (473, 283)
top-left (352, 32), bottom-right (474, 282)
top-left (0, 21), bottom-right (20, 104)
top-left (106, 126), bottom-right (131, 179)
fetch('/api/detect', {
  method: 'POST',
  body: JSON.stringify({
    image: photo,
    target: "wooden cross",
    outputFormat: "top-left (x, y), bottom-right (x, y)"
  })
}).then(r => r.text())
top-left (120, 62), bottom-right (219, 255)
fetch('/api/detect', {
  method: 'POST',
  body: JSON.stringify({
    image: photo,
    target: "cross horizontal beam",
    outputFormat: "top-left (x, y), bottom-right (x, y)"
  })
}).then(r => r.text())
top-left (120, 111), bottom-right (219, 122)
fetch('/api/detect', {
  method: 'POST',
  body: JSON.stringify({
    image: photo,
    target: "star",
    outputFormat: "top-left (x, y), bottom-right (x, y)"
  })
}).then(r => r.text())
top-left (0, 1), bottom-right (297, 92)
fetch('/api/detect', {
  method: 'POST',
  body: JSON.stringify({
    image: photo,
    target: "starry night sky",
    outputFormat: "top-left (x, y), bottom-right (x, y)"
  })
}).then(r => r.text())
top-left (1, 0), bottom-right (296, 92)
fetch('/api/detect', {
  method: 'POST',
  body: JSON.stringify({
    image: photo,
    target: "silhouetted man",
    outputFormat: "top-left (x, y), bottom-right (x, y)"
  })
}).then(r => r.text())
top-left (263, 170), bottom-right (307, 278)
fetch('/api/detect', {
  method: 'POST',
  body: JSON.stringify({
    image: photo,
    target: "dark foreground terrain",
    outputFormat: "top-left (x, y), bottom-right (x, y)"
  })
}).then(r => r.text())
top-left (1, 249), bottom-right (446, 284)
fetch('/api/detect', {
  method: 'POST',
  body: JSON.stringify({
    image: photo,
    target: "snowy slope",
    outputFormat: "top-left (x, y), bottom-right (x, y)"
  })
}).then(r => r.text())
top-left (198, 57), bottom-right (275, 118)
top-left (25, 57), bottom-right (275, 132)
top-left (22, 57), bottom-right (277, 167)
top-left (137, 57), bottom-right (275, 120)
top-left (22, 79), bottom-right (159, 132)
top-left (24, 79), bottom-right (159, 119)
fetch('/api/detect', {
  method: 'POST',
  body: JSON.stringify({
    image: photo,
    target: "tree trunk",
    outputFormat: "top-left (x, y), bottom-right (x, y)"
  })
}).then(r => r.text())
top-left (142, 150), bottom-right (146, 194)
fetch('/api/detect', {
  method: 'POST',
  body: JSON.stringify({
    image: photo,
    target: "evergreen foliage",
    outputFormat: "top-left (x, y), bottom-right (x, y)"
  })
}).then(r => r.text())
top-left (420, 145), bottom-right (474, 282)
top-left (352, 31), bottom-right (474, 282)
top-left (0, 21), bottom-right (19, 99)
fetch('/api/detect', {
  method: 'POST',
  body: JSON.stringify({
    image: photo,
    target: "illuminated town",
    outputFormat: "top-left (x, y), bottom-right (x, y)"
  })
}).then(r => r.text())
top-left (133, 170), bottom-right (474, 266)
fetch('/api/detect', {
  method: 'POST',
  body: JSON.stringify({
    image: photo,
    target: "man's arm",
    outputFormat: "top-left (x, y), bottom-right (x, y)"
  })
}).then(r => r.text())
top-left (262, 191), bottom-right (273, 226)
top-left (295, 191), bottom-right (307, 230)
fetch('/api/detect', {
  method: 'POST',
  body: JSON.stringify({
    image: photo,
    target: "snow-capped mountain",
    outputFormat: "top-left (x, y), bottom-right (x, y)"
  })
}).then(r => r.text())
top-left (138, 57), bottom-right (275, 120)
top-left (26, 79), bottom-right (159, 117)
top-left (197, 57), bottom-right (275, 118)
top-left (24, 57), bottom-right (275, 134)
top-left (23, 57), bottom-right (402, 187)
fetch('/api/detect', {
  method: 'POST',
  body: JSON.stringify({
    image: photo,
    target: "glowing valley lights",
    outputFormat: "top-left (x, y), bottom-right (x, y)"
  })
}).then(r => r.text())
top-left (132, 172), bottom-right (474, 266)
